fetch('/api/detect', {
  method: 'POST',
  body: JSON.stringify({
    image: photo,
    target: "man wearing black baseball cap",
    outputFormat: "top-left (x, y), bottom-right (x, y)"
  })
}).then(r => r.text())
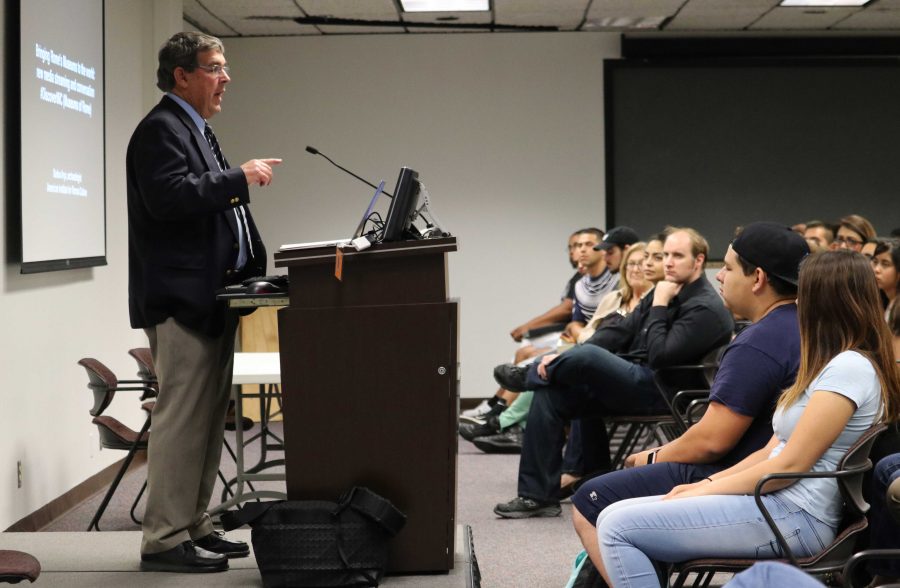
top-left (593, 226), bottom-right (640, 275)
top-left (569, 222), bottom-right (809, 577)
top-left (730, 221), bottom-right (809, 287)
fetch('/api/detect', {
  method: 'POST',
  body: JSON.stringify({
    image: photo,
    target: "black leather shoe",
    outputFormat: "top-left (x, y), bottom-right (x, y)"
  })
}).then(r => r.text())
top-left (193, 531), bottom-right (250, 558)
top-left (473, 425), bottom-right (524, 454)
top-left (140, 540), bottom-right (229, 573)
top-left (459, 414), bottom-right (500, 441)
top-left (492, 364), bottom-right (530, 392)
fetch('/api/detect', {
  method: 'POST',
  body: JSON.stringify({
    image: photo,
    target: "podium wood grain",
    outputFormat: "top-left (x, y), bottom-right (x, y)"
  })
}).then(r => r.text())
top-left (274, 238), bottom-right (459, 574)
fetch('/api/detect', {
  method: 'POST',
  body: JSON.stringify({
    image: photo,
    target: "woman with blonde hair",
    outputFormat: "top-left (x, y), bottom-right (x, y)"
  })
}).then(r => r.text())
top-left (593, 250), bottom-right (900, 588)
top-left (576, 241), bottom-right (656, 344)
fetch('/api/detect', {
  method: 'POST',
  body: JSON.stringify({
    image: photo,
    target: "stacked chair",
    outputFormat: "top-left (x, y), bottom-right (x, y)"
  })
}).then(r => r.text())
top-left (0, 551), bottom-right (40, 584)
top-left (80, 350), bottom-right (252, 530)
top-left (77, 358), bottom-right (154, 531)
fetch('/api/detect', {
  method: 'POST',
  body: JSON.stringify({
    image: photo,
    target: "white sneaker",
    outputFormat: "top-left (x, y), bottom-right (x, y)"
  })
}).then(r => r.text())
top-left (460, 399), bottom-right (493, 424)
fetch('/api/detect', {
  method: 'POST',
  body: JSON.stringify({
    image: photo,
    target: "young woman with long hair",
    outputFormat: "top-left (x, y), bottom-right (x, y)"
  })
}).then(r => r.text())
top-left (593, 250), bottom-right (900, 588)
top-left (872, 239), bottom-right (899, 316)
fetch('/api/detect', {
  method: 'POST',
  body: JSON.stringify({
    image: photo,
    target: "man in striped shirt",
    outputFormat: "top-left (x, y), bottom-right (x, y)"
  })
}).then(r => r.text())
top-left (568, 227), bottom-right (638, 341)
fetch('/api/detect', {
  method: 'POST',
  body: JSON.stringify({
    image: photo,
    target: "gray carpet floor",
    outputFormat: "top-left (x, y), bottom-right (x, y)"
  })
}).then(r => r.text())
top-left (36, 422), bottom-right (585, 587)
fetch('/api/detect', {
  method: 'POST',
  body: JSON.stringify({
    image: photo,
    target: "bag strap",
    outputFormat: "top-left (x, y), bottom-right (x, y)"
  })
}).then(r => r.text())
top-left (220, 501), bottom-right (280, 532)
top-left (344, 487), bottom-right (407, 537)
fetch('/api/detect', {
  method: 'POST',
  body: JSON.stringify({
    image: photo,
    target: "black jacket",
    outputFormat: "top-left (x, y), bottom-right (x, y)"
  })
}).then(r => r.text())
top-left (585, 275), bottom-right (734, 369)
top-left (127, 96), bottom-right (266, 337)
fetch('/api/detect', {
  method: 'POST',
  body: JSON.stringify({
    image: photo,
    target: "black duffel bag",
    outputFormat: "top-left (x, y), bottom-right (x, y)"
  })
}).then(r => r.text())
top-left (221, 487), bottom-right (406, 587)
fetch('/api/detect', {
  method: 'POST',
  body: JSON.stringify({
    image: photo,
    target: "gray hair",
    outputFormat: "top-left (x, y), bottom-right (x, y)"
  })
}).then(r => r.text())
top-left (156, 31), bottom-right (224, 92)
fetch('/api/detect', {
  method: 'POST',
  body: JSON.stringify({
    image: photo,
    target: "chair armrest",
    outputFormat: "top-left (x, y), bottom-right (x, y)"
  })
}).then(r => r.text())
top-left (522, 323), bottom-right (567, 339)
top-left (685, 398), bottom-right (709, 426)
top-left (671, 389), bottom-right (710, 428)
top-left (842, 549), bottom-right (900, 588)
top-left (751, 465), bottom-right (873, 566)
top-left (113, 383), bottom-right (159, 401)
top-left (657, 363), bottom-right (719, 373)
top-left (672, 390), bottom-right (710, 411)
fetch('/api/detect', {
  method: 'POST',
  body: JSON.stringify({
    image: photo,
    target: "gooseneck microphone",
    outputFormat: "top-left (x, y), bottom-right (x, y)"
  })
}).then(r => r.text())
top-left (305, 146), bottom-right (393, 198)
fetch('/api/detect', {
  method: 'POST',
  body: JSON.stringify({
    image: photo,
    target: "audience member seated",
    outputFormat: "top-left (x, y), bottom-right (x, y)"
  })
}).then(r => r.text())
top-left (835, 213), bottom-right (877, 252)
top-left (872, 239), bottom-right (899, 316)
top-left (461, 229), bottom-right (588, 424)
top-left (593, 250), bottom-right (900, 588)
top-left (565, 227), bottom-right (634, 343)
top-left (803, 220), bottom-right (835, 253)
top-left (469, 239), bottom-right (664, 458)
top-left (578, 239), bottom-right (656, 344)
top-left (571, 222), bottom-right (808, 575)
top-left (491, 227), bottom-right (734, 518)
top-left (461, 231), bottom-right (634, 446)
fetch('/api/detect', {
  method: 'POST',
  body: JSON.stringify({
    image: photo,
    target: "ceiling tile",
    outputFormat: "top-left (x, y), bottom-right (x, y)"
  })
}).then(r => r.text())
top-left (495, 0), bottom-right (586, 29)
top-left (299, 0), bottom-right (399, 19)
top-left (187, 0), bottom-right (321, 36)
top-left (667, 0), bottom-right (777, 30)
top-left (494, 10), bottom-right (585, 30)
top-left (585, 0), bottom-right (684, 19)
top-left (834, 9), bottom-right (900, 29)
top-left (750, 6), bottom-right (858, 29)
top-left (184, 0), bottom-right (239, 36)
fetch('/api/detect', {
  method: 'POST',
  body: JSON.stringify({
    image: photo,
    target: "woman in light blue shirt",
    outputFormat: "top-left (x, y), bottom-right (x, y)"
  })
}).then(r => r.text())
top-left (594, 250), bottom-right (900, 588)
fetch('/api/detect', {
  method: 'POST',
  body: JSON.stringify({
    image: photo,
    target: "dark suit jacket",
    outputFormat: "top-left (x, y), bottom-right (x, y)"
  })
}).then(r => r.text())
top-left (127, 96), bottom-right (266, 337)
top-left (585, 275), bottom-right (734, 369)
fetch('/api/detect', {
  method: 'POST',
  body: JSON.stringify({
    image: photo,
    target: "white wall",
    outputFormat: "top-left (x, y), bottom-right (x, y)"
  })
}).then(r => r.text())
top-left (0, 0), bottom-right (181, 530)
top-left (216, 32), bottom-right (619, 399)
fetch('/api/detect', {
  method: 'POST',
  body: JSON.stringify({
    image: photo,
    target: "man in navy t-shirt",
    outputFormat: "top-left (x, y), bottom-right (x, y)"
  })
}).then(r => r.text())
top-left (570, 222), bottom-right (810, 575)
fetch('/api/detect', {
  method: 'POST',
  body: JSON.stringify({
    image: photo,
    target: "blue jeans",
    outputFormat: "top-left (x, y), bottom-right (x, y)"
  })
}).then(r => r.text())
top-left (572, 462), bottom-right (720, 523)
top-left (517, 345), bottom-right (665, 502)
top-left (597, 494), bottom-right (835, 588)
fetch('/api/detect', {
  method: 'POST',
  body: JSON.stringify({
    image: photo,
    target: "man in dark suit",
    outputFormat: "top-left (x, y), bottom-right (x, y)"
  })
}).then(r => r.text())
top-left (127, 31), bottom-right (280, 573)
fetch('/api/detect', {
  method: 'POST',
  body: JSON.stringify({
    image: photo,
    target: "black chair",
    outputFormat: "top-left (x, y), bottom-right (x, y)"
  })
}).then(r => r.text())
top-left (652, 344), bottom-right (727, 437)
top-left (606, 345), bottom-right (727, 469)
top-left (78, 358), bottom-right (155, 531)
top-left (671, 423), bottom-right (888, 588)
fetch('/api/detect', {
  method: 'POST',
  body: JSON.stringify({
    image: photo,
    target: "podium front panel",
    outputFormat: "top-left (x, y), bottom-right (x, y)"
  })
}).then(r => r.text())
top-left (278, 301), bottom-right (458, 573)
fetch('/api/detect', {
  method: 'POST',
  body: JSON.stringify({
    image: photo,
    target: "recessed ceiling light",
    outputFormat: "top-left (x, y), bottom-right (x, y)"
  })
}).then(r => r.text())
top-left (400, 0), bottom-right (489, 12)
top-left (780, 0), bottom-right (870, 6)
top-left (583, 16), bottom-right (667, 30)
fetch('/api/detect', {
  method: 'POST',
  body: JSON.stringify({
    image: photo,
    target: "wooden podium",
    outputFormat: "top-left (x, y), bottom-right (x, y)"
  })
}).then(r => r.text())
top-left (273, 237), bottom-right (458, 574)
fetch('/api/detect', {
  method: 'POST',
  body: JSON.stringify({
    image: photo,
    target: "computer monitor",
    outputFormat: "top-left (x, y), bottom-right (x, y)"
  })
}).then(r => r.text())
top-left (381, 167), bottom-right (421, 242)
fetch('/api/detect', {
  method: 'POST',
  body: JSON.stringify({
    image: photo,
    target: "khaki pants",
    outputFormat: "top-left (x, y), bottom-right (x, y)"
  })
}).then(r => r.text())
top-left (141, 313), bottom-right (238, 555)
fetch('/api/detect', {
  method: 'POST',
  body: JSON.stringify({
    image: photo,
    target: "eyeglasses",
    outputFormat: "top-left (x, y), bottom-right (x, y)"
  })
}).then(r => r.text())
top-left (195, 64), bottom-right (230, 77)
top-left (835, 236), bottom-right (863, 247)
top-left (626, 261), bottom-right (643, 269)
